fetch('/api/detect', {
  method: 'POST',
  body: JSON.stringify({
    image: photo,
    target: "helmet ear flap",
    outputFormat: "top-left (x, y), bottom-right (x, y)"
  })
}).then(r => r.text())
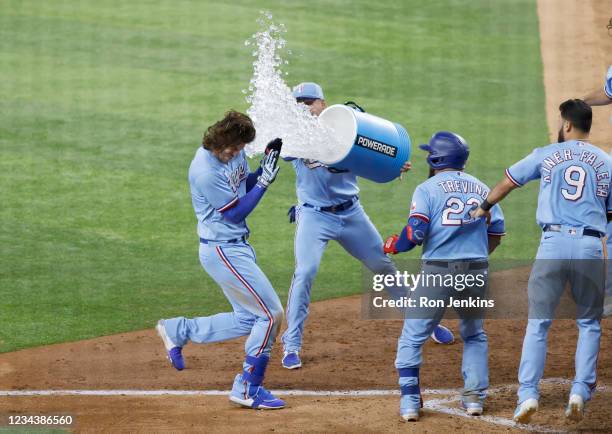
top-left (427, 155), bottom-right (445, 170)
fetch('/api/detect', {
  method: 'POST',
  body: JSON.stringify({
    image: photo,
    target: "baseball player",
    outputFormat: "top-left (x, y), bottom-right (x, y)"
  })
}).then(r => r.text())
top-left (471, 99), bottom-right (611, 423)
top-left (280, 82), bottom-right (455, 370)
top-left (385, 131), bottom-right (505, 421)
top-left (156, 110), bottom-right (287, 410)
top-left (582, 65), bottom-right (612, 108)
top-left (583, 64), bottom-right (612, 317)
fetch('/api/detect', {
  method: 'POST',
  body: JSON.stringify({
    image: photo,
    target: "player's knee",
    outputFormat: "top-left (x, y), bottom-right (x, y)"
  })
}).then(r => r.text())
top-left (460, 328), bottom-right (487, 343)
top-left (270, 309), bottom-right (284, 333)
top-left (576, 318), bottom-right (601, 333)
top-left (269, 302), bottom-right (284, 328)
top-left (366, 259), bottom-right (397, 278)
top-left (527, 319), bottom-right (552, 333)
top-left (235, 312), bottom-right (255, 329)
top-left (295, 262), bottom-right (320, 280)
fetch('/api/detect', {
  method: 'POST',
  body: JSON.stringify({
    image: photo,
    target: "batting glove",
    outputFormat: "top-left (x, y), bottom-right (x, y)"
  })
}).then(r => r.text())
top-left (383, 234), bottom-right (399, 254)
top-left (257, 150), bottom-right (280, 188)
top-left (265, 138), bottom-right (283, 155)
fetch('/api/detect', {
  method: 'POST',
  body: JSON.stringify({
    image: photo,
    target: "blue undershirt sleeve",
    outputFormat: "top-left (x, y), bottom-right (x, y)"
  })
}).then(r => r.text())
top-left (221, 184), bottom-right (266, 223)
top-left (395, 216), bottom-right (430, 252)
top-left (246, 167), bottom-right (262, 192)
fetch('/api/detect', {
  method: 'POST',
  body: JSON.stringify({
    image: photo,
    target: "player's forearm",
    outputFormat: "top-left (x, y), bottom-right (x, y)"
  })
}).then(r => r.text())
top-left (582, 87), bottom-right (612, 106)
top-left (221, 185), bottom-right (266, 223)
top-left (484, 177), bottom-right (517, 206)
top-left (388, 216), bottom-right (428, 254)
top-left (395, 226), bottom-right (417, 252)
top-left (246, 168), bottom-right (263, 192)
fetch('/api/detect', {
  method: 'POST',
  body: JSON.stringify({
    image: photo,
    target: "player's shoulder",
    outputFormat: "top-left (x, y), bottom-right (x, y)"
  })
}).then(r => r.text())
top-left (415, 171), bottom-right (456, 195)
top-left (537, 142), bottom-right (563, 153)
top-left (581, 141), bottom-right (612, 159)
top-left (590, 144), bottom-right (612, 170)
top-left (522, 142), bottom-right (572, 160)
top-left (189, 147), bottom-right (221, 181)
top-left (415, 175), bottom-right (439, 191)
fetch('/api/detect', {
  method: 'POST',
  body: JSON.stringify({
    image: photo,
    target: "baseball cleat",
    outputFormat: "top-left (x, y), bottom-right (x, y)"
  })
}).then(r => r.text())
top-left (229, 375), bottom-right (285, 410)
top-left (513, 398), bottom-right (538, 424)
top-left (565, 394), bottom-right (584, 422)
top-left (401, 409), bottom-right (420, 422)
top-left (461, 401), bottom-right (484, 416)
top-left (281, 351), bottom-right (302, 369)
top-left (430, 324), bottom-right (454, 344)
top-left (156, 320), bottom-right (185, 371)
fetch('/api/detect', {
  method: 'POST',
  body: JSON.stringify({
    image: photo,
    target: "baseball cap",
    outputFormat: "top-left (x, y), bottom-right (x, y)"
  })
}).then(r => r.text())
top-left (292, 82), bottom-right (325, 100)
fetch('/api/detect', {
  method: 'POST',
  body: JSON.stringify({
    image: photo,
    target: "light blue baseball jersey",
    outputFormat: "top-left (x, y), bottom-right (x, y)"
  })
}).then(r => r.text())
top-left (189, 147), bottom-right (250, 241)
top-left (605, 65), bottom-right (612, 99)
top-left (506, 140), bottom-right (612, 234)
top-left (293, 159), bottom-right (359, 207)
top-left (409, 171), bottom-right (505, 260)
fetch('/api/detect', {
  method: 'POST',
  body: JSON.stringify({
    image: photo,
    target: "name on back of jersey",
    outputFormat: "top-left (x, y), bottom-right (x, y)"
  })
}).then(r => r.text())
top-left (541, 148), bottom-right (610, 198)
top-left (436, 179), bottom-right (488, 199)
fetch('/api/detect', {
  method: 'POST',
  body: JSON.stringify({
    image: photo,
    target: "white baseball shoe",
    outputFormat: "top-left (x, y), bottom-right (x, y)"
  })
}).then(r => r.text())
top-left (461, 401), bottom-right (484, 416)
top-left (513, 398), bottom-right (538, 424)
top-left (565, 394), bottom-right (584, 422)
top-left (401, 409), bottom-right (420, 422)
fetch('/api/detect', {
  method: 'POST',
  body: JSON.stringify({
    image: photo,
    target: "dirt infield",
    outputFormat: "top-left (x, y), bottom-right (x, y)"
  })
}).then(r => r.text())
top-left (538, 0), bottom-right (612, 149)
top-left (1, 290), bottom-right (612, 432)
top-left (2, 0), bottom-right (612, 432)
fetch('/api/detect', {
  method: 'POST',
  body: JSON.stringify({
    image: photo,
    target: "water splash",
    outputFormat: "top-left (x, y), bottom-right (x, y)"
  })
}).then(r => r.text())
top-left (244, 12), bottom-right (343, 162)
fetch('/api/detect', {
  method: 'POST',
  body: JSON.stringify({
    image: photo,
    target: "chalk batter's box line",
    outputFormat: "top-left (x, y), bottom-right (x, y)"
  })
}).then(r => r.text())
top-left (0, 388), bottom-right (451, 397)
top-left (425, 395), bottom-right (560, 433)
top-left (0, 379), bottom-right (606, 433)
top-left (0, 377), bottom-right (604, 397)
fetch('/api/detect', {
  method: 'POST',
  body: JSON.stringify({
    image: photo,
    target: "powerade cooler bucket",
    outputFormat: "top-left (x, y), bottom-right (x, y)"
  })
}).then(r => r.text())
top-left (318, 103), bottom-right (411, 183)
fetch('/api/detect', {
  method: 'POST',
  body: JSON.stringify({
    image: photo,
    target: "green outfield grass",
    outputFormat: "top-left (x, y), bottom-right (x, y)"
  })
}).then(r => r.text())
top-left (0, 0), bottom-right (547, 352)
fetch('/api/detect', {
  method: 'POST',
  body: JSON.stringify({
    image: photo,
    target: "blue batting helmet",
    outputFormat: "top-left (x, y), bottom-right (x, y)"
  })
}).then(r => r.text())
top-left (419, 131), bottom-right (469, 170)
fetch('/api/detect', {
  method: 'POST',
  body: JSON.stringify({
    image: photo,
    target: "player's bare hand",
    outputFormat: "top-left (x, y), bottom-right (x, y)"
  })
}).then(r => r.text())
top-left (399, 161), bottom-right (412, 180)
top-left (400, 161), bottom-right (412, 173)
top-left (469, 206), bottom-right (491, 224)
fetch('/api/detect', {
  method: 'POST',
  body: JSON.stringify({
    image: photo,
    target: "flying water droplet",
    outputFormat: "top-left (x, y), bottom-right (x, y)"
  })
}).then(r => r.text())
top-left (243, 11), bottom-right (341, 162)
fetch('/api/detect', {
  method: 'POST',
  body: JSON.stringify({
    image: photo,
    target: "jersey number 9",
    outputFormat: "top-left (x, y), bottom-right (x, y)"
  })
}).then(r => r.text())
top-left (561, 165), bottom-right (586, 201)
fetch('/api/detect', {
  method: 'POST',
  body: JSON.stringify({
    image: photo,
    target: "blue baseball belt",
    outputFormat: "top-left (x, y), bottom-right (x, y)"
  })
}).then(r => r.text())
top-left (302, 196), bottom-right (358, 213)
top-left (199, 235), bottom-right (248, 244)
